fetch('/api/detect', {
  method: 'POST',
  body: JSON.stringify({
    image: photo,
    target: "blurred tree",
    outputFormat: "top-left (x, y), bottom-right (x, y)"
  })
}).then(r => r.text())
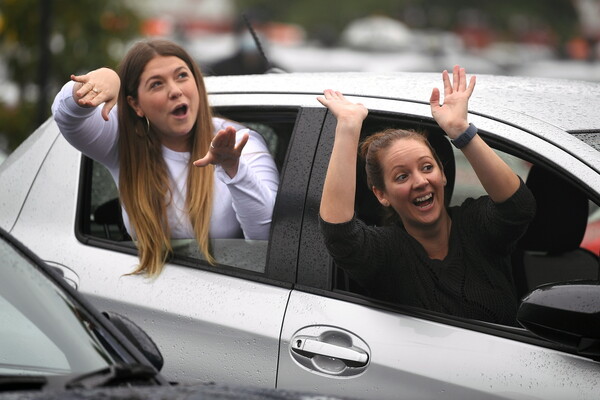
top-left (0, 0), bottom-right (142, 152)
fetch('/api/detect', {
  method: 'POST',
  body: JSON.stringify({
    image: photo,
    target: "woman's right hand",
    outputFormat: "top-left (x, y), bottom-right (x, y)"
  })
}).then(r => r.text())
top-left (317, 89), bottom-right (368, 129)
top-left (317, 90), bottom-right (367, 224)
top-left (71, 68), bottom-right (120, 121)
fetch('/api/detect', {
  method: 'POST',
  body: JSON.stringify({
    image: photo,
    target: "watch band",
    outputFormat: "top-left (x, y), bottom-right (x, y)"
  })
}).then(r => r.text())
top-left (451, 123), bottom-right (477, 149)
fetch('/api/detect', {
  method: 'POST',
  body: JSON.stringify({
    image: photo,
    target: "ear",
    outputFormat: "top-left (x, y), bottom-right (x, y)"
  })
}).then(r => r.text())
top-left (372, 186), bottom-right (390, 207)
top-left (127, 95), bottom-right (144, 118)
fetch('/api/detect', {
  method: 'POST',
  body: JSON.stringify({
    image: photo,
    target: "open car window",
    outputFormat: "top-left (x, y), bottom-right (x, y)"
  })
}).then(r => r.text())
top-left (335, 113), bottom-right (600, 322)
top-left (78, 108), bottom-right (299, 274)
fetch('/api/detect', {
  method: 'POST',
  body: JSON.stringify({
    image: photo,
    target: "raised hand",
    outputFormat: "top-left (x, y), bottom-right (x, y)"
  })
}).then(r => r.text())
top-left (317, 89), bottom-right (368, 128)
top-left (317, 89), bottom-right (367, 223)
top-left (71, 67), bottom-right (120, 121)
top-left (429, 65), bottom-right (476, 139)
top-left (193, 126), bottom-right (249, 178)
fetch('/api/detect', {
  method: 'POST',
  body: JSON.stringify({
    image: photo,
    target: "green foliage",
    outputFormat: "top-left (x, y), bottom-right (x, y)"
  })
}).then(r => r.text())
top-left (0, 100), bottom-right (35, 151)
top-left (0, 0), bottom-right (142, 151)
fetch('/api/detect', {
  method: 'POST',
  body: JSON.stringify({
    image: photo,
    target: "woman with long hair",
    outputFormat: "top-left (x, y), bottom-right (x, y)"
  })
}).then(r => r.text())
top-left (52, 39), bottom-right (279, 277)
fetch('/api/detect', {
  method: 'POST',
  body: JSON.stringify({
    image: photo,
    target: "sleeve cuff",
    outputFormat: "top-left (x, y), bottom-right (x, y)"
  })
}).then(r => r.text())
top-left (214, 158), bottom-right (249, 184)
top-left (59, 81), bottom-right (98, 118)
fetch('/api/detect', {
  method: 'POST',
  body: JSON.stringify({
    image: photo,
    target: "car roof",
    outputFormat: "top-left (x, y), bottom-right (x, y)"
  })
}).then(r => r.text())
top-left (205, 71), bottom-right (600, 133)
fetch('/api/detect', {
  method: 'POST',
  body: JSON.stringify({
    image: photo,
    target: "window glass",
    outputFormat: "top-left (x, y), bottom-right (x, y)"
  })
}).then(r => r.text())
top-left (450, 147), bottom-right (531, 206)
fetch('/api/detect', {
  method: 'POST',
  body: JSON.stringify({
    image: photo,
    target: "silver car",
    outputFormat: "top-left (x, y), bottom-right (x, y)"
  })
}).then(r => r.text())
top-left (1, 72), bottom-right (599, 399)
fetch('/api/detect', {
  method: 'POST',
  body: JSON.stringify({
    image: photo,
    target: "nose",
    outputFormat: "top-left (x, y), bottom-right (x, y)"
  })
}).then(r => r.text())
top-left (168, 82), bottom-right (183, 99)
top-left (412, 172), bottom-right (428, 188)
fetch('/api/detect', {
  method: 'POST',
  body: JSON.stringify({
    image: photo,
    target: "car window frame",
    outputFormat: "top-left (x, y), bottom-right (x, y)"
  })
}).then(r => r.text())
top-left (74, 105), bottom-right (326, 286)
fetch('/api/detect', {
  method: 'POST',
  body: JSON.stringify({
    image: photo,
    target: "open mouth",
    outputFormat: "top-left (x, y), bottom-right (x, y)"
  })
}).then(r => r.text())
top-left (172, 104), bottom-right (188, 117)
top-left (413, 193), bottom-right (434, 208)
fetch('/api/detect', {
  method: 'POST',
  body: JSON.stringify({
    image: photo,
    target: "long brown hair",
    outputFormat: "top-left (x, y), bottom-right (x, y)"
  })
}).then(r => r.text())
top-left (117, 39), bottom-right (215, 276)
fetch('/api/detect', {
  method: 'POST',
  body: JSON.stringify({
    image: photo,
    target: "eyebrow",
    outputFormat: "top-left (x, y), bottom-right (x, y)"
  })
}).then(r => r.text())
top-left (390, 155), bottom-right (434, 169)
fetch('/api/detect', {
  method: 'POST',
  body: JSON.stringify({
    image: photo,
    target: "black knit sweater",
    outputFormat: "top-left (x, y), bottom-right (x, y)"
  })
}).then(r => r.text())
top-left (320, 180), bottom-right (536, 325)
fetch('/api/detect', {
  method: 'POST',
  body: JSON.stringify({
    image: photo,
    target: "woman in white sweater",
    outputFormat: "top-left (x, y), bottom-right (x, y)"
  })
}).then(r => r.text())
top-left (52, 39), bottom-right (279, 277)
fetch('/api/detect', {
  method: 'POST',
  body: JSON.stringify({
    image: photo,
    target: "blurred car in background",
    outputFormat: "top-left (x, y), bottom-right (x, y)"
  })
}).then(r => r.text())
top-left (1, 71), bottom-right (599, 400)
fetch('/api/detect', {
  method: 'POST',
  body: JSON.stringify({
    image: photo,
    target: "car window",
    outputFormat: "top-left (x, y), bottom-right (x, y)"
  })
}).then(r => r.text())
top-left (78, 108), bottom-right (298, 274)
top-left (336, 114), bottom-right (600, 320)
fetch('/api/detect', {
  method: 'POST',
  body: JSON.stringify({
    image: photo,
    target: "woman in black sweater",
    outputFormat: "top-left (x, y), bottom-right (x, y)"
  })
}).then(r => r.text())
top-left (318, 66), bottom-right (535, 325)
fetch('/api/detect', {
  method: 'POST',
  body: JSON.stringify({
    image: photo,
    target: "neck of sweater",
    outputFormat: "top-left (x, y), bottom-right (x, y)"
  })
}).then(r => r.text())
top-left (405, 212), bottom-right (452, 260)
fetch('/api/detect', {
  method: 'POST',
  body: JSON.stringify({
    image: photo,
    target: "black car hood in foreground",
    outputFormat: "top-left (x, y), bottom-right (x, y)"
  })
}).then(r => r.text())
top-left (0, 383), bottom-right (358, 400)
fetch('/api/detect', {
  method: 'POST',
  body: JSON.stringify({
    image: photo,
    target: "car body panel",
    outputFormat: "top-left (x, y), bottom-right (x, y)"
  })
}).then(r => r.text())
top-left (0, 119), bottom-right (59, 231)
top-left (205, 72), bottom-right (600, 132)
top-left (279, 291), bottom-right (600, 400)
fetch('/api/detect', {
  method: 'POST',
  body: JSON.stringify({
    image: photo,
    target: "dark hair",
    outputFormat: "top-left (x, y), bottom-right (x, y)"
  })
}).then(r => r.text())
top-left (359, 128), bottom-right (444, 191)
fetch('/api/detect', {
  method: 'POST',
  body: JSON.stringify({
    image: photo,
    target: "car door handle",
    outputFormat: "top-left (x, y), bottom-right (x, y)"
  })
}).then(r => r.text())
top-left (292, 335), bottom-right (369, 367)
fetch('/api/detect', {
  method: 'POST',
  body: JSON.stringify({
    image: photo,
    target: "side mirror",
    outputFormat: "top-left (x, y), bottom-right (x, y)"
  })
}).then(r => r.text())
top-left (517, 281), bottom-right (600, 359)
top-left (103, 311), bottom-right (164, 371)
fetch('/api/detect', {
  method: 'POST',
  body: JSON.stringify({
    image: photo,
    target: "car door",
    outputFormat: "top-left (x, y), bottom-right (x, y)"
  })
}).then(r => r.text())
top-left (277, 97), bottom-right (600, 399)
top-left (6, 101), bottom-right (326, 387)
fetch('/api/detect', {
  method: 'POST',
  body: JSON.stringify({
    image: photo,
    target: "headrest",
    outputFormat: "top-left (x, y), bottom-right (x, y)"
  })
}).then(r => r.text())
top-left (519, 165), bottom-right (588, 253)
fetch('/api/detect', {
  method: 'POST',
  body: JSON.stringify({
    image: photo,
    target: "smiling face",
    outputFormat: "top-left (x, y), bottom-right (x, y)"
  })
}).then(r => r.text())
top-left (127, 55), bottom-right (200, 152)
top-left (372, 138), bottom-right (447, 231)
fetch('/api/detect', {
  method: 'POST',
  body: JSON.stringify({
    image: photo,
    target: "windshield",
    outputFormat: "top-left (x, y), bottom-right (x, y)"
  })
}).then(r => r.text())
top-left (0, 238), bottom-right (115, 376)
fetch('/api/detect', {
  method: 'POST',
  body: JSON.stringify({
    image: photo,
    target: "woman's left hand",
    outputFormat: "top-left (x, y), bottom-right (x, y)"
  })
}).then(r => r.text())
top-left (193, 126), bottom-right (249, 178)
top-left (430, 65), bottom-right (476, 139)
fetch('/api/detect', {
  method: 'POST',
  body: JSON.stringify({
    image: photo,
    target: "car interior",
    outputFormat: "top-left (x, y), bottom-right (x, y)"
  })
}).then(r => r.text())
top-left (511, 164), bottom-right (600, 299)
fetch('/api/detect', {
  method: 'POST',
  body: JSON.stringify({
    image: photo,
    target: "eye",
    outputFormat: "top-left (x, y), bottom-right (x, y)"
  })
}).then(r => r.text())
top-left (394, 173), bottom-right (408, 182)
top-left (423, 164), bottom-right (434, 172)
top-left (177, 71), bottom-right (190, 79)
top-left (149, 80), bottom-right (162, 89)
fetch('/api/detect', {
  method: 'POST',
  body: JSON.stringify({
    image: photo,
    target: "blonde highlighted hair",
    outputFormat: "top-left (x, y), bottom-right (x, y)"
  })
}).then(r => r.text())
top-left (117, 39), bottom-right (215, 277)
